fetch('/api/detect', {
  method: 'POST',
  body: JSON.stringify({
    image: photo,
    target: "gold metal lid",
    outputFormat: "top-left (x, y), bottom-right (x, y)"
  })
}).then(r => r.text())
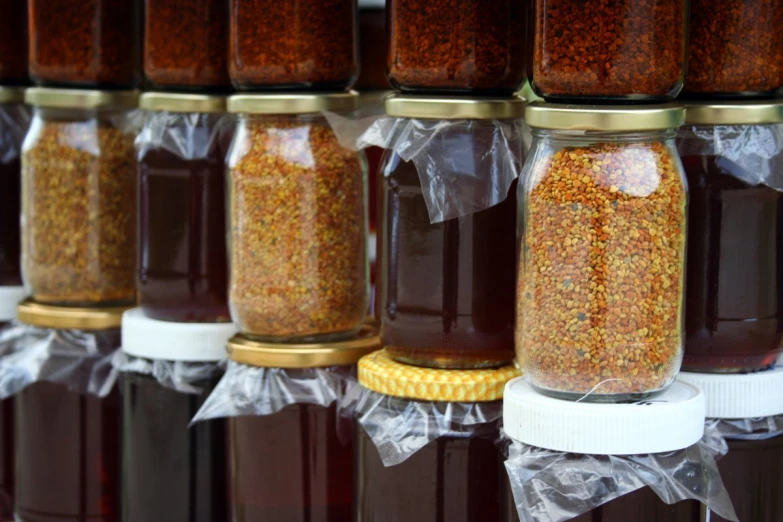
top-left (384, 93), bottom-right (525, 120)
top-left (228, 91), bottom-right (360, 115)
top-left (358, 349), bottom-right (521, 402)
top-left (25, 87), bottom-right (139, 110)
top-left (525, 102), bottom-right (685, 132)
top-left (0, 87), bottom-right (26, 104)
top-left (17, 299), bottom-right (129, 330)
top-left (684, 101), bottom-right (783, 125)
top-left (228, 324), bottom-right (381, 368)
top-left (140, 92), bottom-right (226, 113)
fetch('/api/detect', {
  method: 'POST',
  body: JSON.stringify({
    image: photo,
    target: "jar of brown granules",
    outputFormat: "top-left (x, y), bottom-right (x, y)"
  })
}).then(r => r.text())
top-left (22, 88), bottom-right (139, 307)
top-left (144, 0), bottom-right (230, 90)
top-left (518, 103), bottom-right (688, 402)
top-left (387, 0), bottom-right (526, 95)
top-left (229, 0), bottom-right (359, 91)
top-left (227, 92), bottom-right (369, 342)
top-left (29, 0), bottom-right (142, 88)
top-left (684, 0), bottom-right (783, 98)
top-left (530, 0), bottom-right (688, 102)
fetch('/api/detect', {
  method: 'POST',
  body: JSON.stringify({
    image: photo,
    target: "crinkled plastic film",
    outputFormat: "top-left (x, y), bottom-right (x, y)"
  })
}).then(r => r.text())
top-left (112, 350), bottom-right (224, 395)
top-left (503, 432), bottom-right (738, 522)
top-left (0, 323), bottom-right (119, 399)
top-left (192, 361), bottom-right (355, 422)
top-left (343, 384), bottom-right (503, 466)
top-left (707, 415), bottom-right (783, 442)
top-left (677, 124), bottom-right (783, 190)
top-left (324, 111), bottom-right (525, 223)
top-left (0, 102), bottom-right (30, 163)
top-left (136, 111), bottom-right (234, 161)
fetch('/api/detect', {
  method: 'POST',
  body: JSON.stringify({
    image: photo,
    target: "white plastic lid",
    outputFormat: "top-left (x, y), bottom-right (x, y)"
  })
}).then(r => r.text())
top-left (121, 308), bottom-right (236, 362)
top-left (503, 378), bottom-right (706, 455)
top-left (678, 369), bottom-right (783, 420)
top-left (0, 286), bottom-right (27, 322)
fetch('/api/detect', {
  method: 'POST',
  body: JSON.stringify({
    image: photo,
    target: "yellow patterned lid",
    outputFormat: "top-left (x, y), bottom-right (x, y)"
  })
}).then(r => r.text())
top-left (358, 350), bottom-right (520, 402)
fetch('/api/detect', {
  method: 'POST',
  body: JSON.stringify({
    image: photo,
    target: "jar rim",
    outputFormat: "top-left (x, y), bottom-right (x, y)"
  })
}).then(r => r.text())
top-left (0, 86), bottom-right (26, 104)
top-left (140, 92), bottom-right (227, 114)
top-left (684, 100), bottom-right (783, 125)
top-left (228, 322), bottom-right (380, 368)
top-left (16, 299), bottom-right (130, 331)
top-left (228, 91), bottom-right (360, 115)
top-left (525, 102), bottom-right (684, 132)
top-left (384, 93), bottom-right (525, 120)
top-left (26, 87), bottom-right (139, 110)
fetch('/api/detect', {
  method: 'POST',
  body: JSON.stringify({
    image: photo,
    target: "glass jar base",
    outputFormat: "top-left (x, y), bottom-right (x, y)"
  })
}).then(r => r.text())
top-left (682, 353), bottom-right (781, 374)
top-left (240, 326), bottom-right (363, 345)
top-left (531, 384), bottom-right (668, 404)
top-left (385, 347), bottom-right (514, 370)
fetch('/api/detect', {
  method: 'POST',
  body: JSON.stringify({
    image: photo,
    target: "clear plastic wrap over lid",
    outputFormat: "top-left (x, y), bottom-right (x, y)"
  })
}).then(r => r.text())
top-left (347, 349), bottom-right (519, 466)
top-left (325, 95), bottom-right (526, 223)
top-left (678, 102), bottom-right (783, 191)
top-left (192, 362), bottom-right (357, 421)
top-left (707, 416), bottom-right (783, 442)
top-left (136, 93), bottom-right (233, 161)
top-left (0, 322), bottom-right (119, 399)
top-left (112, 351), bottom-right (224, 395)
top-left (503, 377), bottom-right (738, 522)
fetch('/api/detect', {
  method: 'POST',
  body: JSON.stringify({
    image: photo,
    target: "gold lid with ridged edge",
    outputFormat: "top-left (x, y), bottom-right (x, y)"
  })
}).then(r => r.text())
top-left (525, 102), bottom-right (685, 132)
top-left (17, 299), bottom-right (130, 330)
top-left (25, 87), bottom-right (139, 110)
top-left (358, 349), bottom-right (521, 402)
top-left (228, 91), bottom-right (360, 115)
top-left (0, 87), bottom-right (26, 104)
top-left (684, 101), bottom-right (783, 126)
top-left (228, 323), bottom-right (380, 368)
top-left (140, 92), bottom-right (226, 113)
top-left (384, 93), bottom-right (525, 120)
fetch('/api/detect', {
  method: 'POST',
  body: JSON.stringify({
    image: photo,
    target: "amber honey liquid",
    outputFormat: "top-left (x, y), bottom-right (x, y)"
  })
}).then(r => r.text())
top-left (229, 403), bottom-right (352, 522)
top-left (0, 157), bottom-right (21, 286)
top-left (381, 156), bottom-right (516, 368)
top-left (0, 397), bottom-right (13, 521)
top-left (682, 155), bottom-right (783, 372)
top-left (138, 149), bottom-right (230, 323)
top-left (16, 382), bottom-right (119, 522)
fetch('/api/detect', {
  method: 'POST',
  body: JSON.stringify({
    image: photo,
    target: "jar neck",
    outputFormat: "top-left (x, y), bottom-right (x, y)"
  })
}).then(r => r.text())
top-left (531, 128), bottom-right (677, 143)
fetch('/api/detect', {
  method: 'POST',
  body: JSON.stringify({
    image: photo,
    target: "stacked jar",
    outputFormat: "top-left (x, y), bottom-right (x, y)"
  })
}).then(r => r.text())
top-left (118, 309), bottom-right (235, 522)
top-left (12, 300), bottom-right (127, 522)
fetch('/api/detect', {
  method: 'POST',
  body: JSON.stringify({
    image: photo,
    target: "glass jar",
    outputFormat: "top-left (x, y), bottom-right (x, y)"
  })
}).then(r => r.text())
top-left (226, 333), bottom-right (379, 522)
top-left (120, 308), bottom-right (234, 522)
top-left (356, 6), bottom-right (390, 91)
top-left (0, 89), bottom-right (30, 287)
top-left (229, 0), bottom-right (358, 91)
top-left (144, 0), bottom-right (230, 90)
top-left (678, 370), bottom-right (783, 522)
top-left (14, 305), bottom-right (123, 522)
top-left (354, 350), bottom-right (518, 522)
top-left (387, 0), bottom-right (526, 95)
top-left (380, 97), bottom-right (524, 369)
top-left (0, 387), bottom-right (11, 521)
top-left (138, 94), bottom-right (232, 323)
top-left (678, 102), bottom-right (783, 373)
top-left (518, 104), bottom-right (688, 401)
top-left (0, 0), bottom-right (28, 85)
top-left (29, 0), bottom-right (141, 88)
top-left (227, 93), bottom-right (369, 342)
top-left (684, 0), bottom-right (783, 97)
top-left (530, 0), bottom-right (688, 102)
top-left (22, 88), bottom-right (138, 307)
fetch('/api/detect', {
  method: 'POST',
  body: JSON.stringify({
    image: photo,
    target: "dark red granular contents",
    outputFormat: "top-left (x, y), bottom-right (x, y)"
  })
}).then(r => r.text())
top-left (531, 0), bottom-right (687, 102)
top-left (144, 0), bottom-right (230, 89)
top-left (684, 0), bottom-right (783, 97)
top-left (387, 0), bottom-right (526, 95)
top-left (0, 0), bottom-right (28, 84)
top-left (229, 0), bottom-right (358, 91)
top-left (29, 0), bottom-right (141, 88)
